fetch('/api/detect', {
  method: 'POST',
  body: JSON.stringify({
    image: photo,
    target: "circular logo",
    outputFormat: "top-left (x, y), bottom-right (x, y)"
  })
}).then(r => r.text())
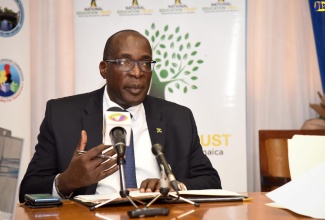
top-left (109, 113), bottom-right (128, 122)
top-left (0, 59), bottom-right (24, 102)
top-left (0, 0), bottom-right (24, 37)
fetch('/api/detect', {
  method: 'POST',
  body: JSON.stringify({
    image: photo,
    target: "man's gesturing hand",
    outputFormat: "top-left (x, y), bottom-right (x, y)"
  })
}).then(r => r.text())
top-left (56, 130), bottom-right (119, 196)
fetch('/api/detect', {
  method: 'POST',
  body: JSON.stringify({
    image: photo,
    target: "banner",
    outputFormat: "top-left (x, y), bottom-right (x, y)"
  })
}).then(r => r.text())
top-left (309, 0), bottom-right (325, 92)
top-left (0, 0), bottom-right (30, 179)
top-left (74, 0), bottom-right (247, 191)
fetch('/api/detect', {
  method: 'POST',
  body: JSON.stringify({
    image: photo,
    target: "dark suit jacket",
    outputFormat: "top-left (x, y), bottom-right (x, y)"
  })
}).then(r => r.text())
top-left (19, 86), bottom-right (221, 202)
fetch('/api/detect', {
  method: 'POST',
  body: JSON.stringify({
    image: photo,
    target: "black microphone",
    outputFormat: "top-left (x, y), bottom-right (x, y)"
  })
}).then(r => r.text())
top-left (110, 126), bottom-right (126, 158)
top-left (152, 143), bottom-right (179, 193)
top-left (106, 107), bottom-right (131, 158)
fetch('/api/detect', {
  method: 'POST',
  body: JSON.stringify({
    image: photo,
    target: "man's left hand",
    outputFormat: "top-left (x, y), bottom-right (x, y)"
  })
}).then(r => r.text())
top-left (139, 178), bottom-right (160, 192)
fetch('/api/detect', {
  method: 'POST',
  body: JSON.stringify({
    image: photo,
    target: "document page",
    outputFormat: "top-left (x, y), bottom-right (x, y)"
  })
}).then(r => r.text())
top-left (74, 189), bottom-right (246, 205)
top-left (266, 135), bottom-right (325, 219)
top-left (288, 135), bottom-right (325, 179)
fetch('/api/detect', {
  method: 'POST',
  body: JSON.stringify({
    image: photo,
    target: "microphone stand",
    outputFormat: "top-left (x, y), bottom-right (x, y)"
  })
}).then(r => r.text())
top-left (90, 143), bottom-right (139, 211)
top-left (145, 166), bottom-right (200, 208)
top-left (126, 166), bottom-right (171, 218)
top-left (118, 156), bottom-right (139, 208)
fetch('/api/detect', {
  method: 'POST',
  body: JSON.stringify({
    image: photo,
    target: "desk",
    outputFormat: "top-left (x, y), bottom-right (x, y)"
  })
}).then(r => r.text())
top-left (15, 192), bottom-right (312, 220)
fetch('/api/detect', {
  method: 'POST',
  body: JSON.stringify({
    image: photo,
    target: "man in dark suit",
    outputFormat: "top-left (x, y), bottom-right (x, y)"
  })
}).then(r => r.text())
top-left (19, 30), bottom-right (221, 203)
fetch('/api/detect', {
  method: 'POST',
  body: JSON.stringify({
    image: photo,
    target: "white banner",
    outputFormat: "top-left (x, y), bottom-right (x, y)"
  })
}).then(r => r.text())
top-left (74, 0), bottom-right (247, 191)
top-left (0, 0), bottom-right (30, 179)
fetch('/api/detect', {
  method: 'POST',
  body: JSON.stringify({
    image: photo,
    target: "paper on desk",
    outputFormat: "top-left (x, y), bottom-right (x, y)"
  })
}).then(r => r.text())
top-left (179, 189), bottom-right (245, 197)
top-left (74, 189), bottom-right (245, 204)
top-left (74, 191), bottom-right (160, 204)
top-left (288, 135), bottom-right (325, 179)
top-left (266, 161), bottom-right (325, 219)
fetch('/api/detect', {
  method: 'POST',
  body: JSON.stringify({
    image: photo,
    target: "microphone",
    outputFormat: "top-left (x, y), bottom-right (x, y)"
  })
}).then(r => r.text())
top-left (104, 107), bottom-right (132, 157)
top-left (152, 143), bottom-right (179, 193)
top-left (159, 164), bottom-right (170, 196)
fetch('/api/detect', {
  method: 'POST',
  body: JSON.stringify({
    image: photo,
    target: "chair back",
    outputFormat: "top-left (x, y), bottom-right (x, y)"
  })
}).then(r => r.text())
top-left (259, 129), bottom-right (325, 191)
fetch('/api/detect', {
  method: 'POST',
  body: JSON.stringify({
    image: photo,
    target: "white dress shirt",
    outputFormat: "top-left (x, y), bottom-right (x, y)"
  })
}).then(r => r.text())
top-left (96, 87), bottom-right (160, 194)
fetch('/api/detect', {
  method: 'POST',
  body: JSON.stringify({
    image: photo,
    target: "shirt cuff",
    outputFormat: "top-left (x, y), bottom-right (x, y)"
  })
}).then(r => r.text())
top-left (52, 178), bottom-right (61, 198)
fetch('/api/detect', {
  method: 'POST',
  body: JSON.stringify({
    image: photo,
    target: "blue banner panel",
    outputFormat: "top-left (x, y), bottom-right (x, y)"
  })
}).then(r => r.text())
top-left (309, 0), bottom-right (325, 92)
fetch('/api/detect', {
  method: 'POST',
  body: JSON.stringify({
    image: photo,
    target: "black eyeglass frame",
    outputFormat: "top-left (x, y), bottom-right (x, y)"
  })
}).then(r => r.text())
top-left (105, 59), bottom-right (156, 72)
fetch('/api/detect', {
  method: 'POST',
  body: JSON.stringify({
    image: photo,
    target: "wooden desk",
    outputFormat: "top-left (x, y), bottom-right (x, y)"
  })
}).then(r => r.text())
top-left (15, 192), bottom-right (312, 220)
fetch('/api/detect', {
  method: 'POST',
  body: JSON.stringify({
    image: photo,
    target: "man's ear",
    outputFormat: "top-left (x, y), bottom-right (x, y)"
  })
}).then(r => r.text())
top-left (99, 61), bottom-right (107, 79)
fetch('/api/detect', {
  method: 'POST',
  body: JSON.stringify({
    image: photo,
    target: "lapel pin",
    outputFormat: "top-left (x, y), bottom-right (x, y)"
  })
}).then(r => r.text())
top-left (156, 128), bottom-right (162, 133)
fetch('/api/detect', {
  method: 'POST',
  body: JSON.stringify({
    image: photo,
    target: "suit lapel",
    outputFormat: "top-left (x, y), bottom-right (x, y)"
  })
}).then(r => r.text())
top-left (143, 97), bottom-right (166, 147)
top-left (147, 119), bottom-right (165, 146)
top-left (79, 87), bottom-right (105, 194)
top-left (81, 87), bottom-right (105, 150)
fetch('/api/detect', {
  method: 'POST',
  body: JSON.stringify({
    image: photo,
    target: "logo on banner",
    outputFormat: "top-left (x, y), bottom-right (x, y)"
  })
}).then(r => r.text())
top-left (76, 0), bottom-right (112, 17)
top-left (116, 0), bottom-right (153, 16)
top-left (0, 59), bottom-right (24, 102)
top-left (202, 0), bottom-right (239, 13)
top-left (314, 1), bottom-right (325, 12)
top-left (0, 0), bottom-right (24, 37)
top-left (145, 23), bottom-right (203, 99)
top-left (159, 0), bottom-right (197, 14)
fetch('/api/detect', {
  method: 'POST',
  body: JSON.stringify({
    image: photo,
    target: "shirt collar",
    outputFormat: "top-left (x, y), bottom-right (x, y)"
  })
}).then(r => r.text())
top-left (103, 85), bottom-right (142, 120)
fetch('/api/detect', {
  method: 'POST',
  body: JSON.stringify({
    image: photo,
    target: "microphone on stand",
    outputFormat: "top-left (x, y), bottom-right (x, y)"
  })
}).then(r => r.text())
top-left (152, 143), bottom-right (179, 194)
top-left (103, 107), bottom-right (138, 205)
top-left (145, 143), bottom-right (200, 209)
top-left (90, 106), bottom-right (137, 211)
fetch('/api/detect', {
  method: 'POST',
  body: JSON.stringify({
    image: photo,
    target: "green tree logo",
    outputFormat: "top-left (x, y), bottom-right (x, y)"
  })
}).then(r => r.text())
top-left (145, 23), bottom-right (203, 99)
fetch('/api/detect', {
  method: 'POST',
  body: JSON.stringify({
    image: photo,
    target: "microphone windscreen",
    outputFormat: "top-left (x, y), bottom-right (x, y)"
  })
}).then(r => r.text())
top-left (152, 143), bottom-right (164, 156)
top-left (107, 107), bottom-right (124, 112)
top-left (111, 127), bottom-right (126, 141)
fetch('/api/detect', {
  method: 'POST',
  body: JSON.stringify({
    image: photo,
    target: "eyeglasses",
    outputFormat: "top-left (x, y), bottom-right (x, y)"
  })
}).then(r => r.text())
top-left (105, 58), bottom-right (156, 72)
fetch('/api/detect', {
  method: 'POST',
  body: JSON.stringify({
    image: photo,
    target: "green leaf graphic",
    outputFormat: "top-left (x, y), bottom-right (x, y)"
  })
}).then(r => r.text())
top-left (146, 23), bottom-right (203, 99)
